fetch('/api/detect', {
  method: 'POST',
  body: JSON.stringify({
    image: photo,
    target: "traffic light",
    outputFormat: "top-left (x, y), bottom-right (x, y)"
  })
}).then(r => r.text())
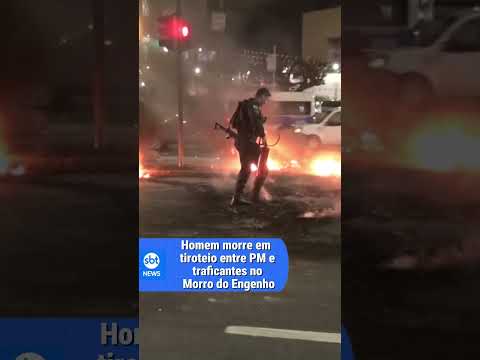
top-left (157, 15), bottom-right (191, 51)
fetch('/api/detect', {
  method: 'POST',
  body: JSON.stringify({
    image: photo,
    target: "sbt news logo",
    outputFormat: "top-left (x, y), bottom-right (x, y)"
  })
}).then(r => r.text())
top-left (143, 252), bottom-right (161, 277)
top-left (16, 353), bottom-right (46, 360)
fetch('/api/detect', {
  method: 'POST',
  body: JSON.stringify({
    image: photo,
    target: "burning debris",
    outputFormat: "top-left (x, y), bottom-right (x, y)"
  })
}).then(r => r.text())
top-left (139, 164), bottom-right (151, 179)
top-left (266, 158), bottom-right (282, 171)
top-left (249, 158), bottom-right (285, 173)
top-left (139, 153), bottom-right (151, 179)
top-left (310, 155), bottom-right (341, 177)
top-left (235, 151), bottom-right (340, 178)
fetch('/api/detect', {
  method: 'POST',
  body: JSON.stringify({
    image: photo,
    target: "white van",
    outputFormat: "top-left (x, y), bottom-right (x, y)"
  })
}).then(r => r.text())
top-left (267, 91), bottom-right (317, 128)
top-left (268, 83), bottom-right (341, 128)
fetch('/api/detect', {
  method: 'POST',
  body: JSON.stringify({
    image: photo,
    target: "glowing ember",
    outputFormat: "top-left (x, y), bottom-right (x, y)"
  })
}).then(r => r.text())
top-left (310, 156), bottom-right (341, 177)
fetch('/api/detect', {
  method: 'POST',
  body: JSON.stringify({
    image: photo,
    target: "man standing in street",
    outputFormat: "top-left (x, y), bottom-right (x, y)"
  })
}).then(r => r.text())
top-left (229, 87), bottom-right (271, 206)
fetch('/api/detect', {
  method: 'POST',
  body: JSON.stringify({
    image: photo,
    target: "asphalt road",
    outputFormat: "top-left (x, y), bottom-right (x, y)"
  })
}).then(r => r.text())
top-left (342, 163), bottom-right (480, 359)
top-left (140, 255), bottom-right (340, 360)
top-left (139, 170), bottom-right (341, 359)
top-left (0, 174), bottom-right (138, 315)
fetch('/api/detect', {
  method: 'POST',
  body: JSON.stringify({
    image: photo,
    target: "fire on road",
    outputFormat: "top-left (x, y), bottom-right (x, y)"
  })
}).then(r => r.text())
top-left (139, 150), bottom-right (341, 180)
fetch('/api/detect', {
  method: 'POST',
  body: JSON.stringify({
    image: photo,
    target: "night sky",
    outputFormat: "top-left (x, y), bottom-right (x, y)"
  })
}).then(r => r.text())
top-left (2, 1), bottom-right (138, 94)
top-left (1, 0), bottom-right (339, 91)
top-left (222, 0), bottom-right (340, 54)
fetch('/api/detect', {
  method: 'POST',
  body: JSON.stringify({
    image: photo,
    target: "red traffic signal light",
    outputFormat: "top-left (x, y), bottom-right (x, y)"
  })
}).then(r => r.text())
top-left (157, 15), bottom-right (191, 49)
top-left (180, 24), bottom-right (189, 39)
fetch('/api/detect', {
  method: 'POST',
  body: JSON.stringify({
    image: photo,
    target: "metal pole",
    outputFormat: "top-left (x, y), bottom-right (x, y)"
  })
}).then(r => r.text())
top-left (219, 0), bottom-right (225, 89)
top-left (272, 44), bottom-right (277, 88)
top-left (92, 0), bottom-right (105, 150)
top-left (176, 0), bottom-right (185, 167)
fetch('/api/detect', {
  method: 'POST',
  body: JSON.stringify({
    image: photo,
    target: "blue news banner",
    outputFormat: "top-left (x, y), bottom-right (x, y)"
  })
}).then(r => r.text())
top-left (0, 318), bottom-right (138, 359)
top-left (139, 238), bottom-right (289, 292)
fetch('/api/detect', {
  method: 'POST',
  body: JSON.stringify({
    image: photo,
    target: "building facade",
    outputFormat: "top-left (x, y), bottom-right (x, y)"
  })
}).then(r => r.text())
top-left (302, 7), bottom-right (341, 63)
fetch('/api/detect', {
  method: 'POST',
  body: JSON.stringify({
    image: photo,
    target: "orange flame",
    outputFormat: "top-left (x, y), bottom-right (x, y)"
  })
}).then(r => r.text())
top-left (309, 156), bottom-right (341, 177)
top-left (139, 153), bottom-right (151, 179)
top-left (249, 157), bottom-right (284, 172)
top-left (267, 158), bottom-right (283, 171)
top-left (139, 164), bottom-right (151, 179)
top-left (226, 145), bottom-right (341, 178)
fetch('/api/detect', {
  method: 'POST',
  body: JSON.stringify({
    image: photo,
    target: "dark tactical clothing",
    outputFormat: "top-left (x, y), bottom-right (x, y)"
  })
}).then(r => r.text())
top-left (230, 98), bottom-right (268, 199)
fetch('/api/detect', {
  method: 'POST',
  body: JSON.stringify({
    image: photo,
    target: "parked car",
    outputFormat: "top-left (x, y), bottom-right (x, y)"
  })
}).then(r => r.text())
top-left (369, 7), bottom-right (480, 100)
top-left (293, 108), bottom-right (341, 147)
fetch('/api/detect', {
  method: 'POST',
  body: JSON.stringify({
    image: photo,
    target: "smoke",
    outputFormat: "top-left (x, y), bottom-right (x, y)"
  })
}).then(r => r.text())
top-left (140, 0), bottom-right (315, 153)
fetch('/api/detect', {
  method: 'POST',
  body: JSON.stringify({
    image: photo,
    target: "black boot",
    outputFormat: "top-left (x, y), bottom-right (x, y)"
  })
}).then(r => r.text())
top-left (230, 193), bottom-right (252, 207)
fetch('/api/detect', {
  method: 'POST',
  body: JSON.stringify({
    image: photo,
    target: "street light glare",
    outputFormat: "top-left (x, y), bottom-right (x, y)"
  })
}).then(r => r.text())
top-left (194, 67), bottom-right (201, 75)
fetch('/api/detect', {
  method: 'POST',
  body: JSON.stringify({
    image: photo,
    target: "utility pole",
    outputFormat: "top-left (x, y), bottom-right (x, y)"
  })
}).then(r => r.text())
top-left (176, 0), bottom-right (185, 167)
top-left (92, 0), bottom-right (106, 150)
top-left (220, 0), bottom-right (225, 87)
top-left (272, 45), bottom-right (277, 89)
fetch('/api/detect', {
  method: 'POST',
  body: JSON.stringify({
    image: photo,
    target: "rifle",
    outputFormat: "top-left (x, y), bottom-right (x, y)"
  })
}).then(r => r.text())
top-left (214, 122), bottom-right (238, 140)
top-left (214, 121), bottom-right (280, 147)
top-left (215, 121), bottom-right (271, 176)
